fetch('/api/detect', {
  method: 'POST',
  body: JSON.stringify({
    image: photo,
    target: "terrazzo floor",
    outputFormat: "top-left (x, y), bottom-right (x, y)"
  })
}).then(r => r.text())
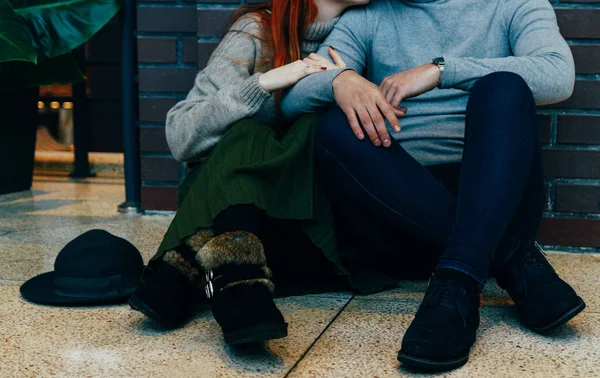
top-left (1, 176), bottom-right (599, 377)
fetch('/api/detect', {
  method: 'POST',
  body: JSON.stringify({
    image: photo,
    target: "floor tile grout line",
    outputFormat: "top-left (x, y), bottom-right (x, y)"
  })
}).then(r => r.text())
top-left (283, 293), bottom-right (356, 378)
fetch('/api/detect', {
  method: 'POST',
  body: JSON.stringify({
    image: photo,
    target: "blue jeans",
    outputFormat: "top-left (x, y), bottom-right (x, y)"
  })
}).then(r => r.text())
top-left (314, 72), bottom-right (544, 285)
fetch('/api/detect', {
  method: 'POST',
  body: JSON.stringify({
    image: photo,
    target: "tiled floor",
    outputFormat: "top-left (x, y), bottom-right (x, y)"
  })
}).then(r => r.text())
top-left (1, 176), bottom-right (599, 377)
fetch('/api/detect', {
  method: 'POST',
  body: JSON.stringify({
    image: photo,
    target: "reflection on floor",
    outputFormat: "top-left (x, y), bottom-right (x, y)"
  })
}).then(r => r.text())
top-left (1, 176), bottom-right (599, 377)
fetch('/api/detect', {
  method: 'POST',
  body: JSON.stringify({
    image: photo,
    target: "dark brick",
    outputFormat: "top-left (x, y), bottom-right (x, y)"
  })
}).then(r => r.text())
top-left (556, 9), bottom-right (600, 39)
top-left (557, 115), bottom-right (600, 145)
top-left (86, 23), bottom-right (120, 61)
top-left (537, 114), bottom-right (551, 144)
top-left (552, 80), bottom-right (600, 110)
top-left (86, 65), bottom-right (121, 99)
top-left (555, 184), bottom-right (600, 213)
top-left (198, 42), bottom-right (219, 68)
top-left (182, 37), bottom-right (198, 64)
top-left (570, 45), bottom-right (600, 74)
top-left (140, 127), bottom-right (170, 152)
top-left (138, 67), bottom-right (197, 92)
top-left (137, 7), bottom-right (196, 33)
top-left (141, 156), bottom-right (180, 181)
top-left (139, 97), bottom-right (177, 123)
top-left (141, 186), bottom-right (179, 211)
top-left (538, 217), bottom-right (600, 247)
top-left (195, 0), bottom-right (239, 3)
top-left (197, 9), bottom-right (234, 37)
top-left (561, 0), bottom-right (600, 3)
top-left (543, 149), bottom-right (600, 178)
top-left (137, 37), bottom-right (177, 63)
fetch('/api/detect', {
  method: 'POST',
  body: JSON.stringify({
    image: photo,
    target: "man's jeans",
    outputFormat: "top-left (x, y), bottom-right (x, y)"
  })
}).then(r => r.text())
top-left (314, 72), bottom-right (545, 285)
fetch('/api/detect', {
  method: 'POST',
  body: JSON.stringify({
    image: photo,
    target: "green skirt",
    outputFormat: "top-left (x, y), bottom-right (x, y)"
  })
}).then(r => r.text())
top-left (148, 116), bottom-right (398, 294)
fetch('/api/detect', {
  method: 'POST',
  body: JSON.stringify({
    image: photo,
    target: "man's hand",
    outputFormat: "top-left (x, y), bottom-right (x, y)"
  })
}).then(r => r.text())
top-left (380, 63), bottom-right (441, 107)
top-left (333, 71), bottom-right (406, 148)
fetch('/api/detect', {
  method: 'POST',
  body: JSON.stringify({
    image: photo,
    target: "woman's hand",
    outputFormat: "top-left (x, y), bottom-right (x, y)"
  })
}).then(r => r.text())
top-left (258, 47), bottom-right (347, 93)
top-left (303, 46), bottom-right (347, 70)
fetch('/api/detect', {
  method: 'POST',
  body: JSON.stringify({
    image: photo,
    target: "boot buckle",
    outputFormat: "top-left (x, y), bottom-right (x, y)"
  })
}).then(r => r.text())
top-left (204, 270), bottom-right (214, 298)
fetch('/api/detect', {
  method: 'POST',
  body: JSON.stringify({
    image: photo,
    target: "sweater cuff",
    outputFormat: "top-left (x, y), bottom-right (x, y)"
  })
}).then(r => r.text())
top-left (240, 73), bottom-right (272, 113)
top-left (326, 67), bottom-right (355, 100)
top-left (438, 56), bottom-right (462, 90)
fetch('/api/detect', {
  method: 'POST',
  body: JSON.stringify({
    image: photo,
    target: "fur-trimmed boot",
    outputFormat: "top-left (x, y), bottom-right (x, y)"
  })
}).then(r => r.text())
top-left (197, 231), bottom-right (288, 345)
top-left (130, 229), bottom-right (215, 328)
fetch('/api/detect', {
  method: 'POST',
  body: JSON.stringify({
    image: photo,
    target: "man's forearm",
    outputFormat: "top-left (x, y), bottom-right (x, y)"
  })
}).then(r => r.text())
top-left (440, 54), bottom-right (574, 105)
top-left (280, 68), bottom-right (351, 120)
top-left (439, 0), bottom-right (575, 105)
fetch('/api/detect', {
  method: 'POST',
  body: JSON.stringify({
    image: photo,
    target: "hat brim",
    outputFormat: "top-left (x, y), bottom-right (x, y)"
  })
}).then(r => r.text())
top-left (20, 272), bottom-right (135, 306)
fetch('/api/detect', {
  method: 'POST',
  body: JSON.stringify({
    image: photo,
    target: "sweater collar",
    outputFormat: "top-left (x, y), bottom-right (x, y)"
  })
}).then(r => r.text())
top-left (304, 17), bottom-right (340, 42)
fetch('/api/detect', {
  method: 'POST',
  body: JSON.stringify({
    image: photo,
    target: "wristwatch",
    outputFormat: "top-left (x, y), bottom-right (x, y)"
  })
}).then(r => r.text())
top-left (431, 57), bottom-right (445, 88)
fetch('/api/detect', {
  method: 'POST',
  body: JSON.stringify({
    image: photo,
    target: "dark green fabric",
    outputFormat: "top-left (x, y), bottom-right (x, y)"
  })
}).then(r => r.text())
top-left (149, 116), bottom-right (398, 294)
top-left (14, 0), bottom-right (122, 59)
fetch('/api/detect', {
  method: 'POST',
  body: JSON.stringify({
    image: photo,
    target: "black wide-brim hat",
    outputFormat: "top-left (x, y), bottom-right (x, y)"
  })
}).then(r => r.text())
top-left (20, 229), bottom-right (144, 306)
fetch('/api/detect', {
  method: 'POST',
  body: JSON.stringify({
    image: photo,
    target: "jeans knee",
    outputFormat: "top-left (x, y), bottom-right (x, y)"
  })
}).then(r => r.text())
top-left (472, 72), bottom-right (534, 107)
top-left (473, 72), bottom-right (528, 91)
top-left (467, 73), bottom-right (540, 143)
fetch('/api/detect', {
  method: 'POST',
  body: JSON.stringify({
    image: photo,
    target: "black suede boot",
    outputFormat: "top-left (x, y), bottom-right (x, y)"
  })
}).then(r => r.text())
top-left (495, 240), bottom-right (585, 333)
top-left (197, 231), bottom-right (288, 345)
top-left (129, 229), bottom-right (214, 328)
top-left (398, 270), bottom-right (482, 372)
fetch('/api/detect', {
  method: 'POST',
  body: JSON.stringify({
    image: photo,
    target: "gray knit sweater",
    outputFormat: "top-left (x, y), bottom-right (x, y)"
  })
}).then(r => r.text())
top-left (281, 0), bottom-right (575, 166)
top-left (165, 14), bottom-right (339, 163)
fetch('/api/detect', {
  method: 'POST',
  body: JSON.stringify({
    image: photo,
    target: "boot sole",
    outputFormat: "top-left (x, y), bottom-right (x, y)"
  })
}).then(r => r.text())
top-left (529, 296), bottom-right (586, 334)
top-left (397, 351), bottom-right (469, 372)
top-left (129, 294), bottom-right (182, 329)
top-left (224, 322), bottom-right (288, 345)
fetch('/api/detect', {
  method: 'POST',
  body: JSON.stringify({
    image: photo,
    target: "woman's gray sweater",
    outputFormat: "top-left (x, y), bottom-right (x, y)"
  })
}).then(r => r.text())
top-left (281, 0), bottom-right (575, 166)
top-left (165, 14), bottom-right (339, 163)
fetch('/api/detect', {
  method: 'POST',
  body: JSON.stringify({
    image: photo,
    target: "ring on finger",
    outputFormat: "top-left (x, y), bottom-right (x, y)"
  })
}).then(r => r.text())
top-left (305, 63), bottom-right (310, 68)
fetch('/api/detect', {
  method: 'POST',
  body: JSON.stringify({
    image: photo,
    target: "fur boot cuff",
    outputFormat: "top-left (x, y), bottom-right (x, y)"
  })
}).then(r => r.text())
top-left (161, 228), bottom-right (216, 289)
top-left (185, 228), bottom-right (215, 252)
top-left (196, 231), bottom-right (273, 294)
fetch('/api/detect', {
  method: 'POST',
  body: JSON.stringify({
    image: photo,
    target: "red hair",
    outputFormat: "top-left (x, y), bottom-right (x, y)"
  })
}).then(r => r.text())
top-left (233, 0), bottom-right (319, 69)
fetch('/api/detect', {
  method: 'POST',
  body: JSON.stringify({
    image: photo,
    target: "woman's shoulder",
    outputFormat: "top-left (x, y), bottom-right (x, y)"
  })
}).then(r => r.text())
top-left (227, 12), bottom-right (269, 38)
top-left (203, 11), bottom-right (272, 71)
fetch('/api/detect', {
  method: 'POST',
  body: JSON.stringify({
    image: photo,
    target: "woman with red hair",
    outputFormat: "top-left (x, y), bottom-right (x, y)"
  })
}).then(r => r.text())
top-left (131, 0), bottom-right (369, 345)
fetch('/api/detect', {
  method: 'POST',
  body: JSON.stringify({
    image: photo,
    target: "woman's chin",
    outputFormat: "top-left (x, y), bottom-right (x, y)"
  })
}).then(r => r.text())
top-left (342, 0), bottom-right (371, 6)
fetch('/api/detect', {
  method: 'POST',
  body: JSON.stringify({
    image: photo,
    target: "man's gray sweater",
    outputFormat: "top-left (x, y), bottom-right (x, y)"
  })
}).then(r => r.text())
top-left (281, 0), bottom-right (575, 166)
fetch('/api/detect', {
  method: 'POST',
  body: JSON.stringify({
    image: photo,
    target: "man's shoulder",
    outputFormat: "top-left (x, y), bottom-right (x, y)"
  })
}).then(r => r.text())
top-left (339, 0), bottom-right (391, 22)
top-left (500, 0), bottom-right (554, 13)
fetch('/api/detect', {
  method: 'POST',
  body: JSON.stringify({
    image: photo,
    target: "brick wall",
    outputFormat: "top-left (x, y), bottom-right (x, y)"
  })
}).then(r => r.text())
top-left (136, 0), bottom-right (201, 210)
top-left (537, 1), bottom-right (600, 248)
top-left (136, 0), bottom-right (600, 250)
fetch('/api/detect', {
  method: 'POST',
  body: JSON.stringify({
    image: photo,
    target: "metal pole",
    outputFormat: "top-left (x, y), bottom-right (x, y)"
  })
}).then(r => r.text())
top-left (70, 45), bottom-right (96, 179)
top-left (117, 0), bottom-right (142, 214)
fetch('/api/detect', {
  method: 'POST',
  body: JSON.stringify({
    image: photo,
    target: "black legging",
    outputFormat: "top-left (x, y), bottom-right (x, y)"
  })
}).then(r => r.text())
top-left (214, 204), bottom-right (343, 293)
top-left (313, 72), bottom-right (545, 285)
top-left (214, 204), bottom-right (262, 236)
